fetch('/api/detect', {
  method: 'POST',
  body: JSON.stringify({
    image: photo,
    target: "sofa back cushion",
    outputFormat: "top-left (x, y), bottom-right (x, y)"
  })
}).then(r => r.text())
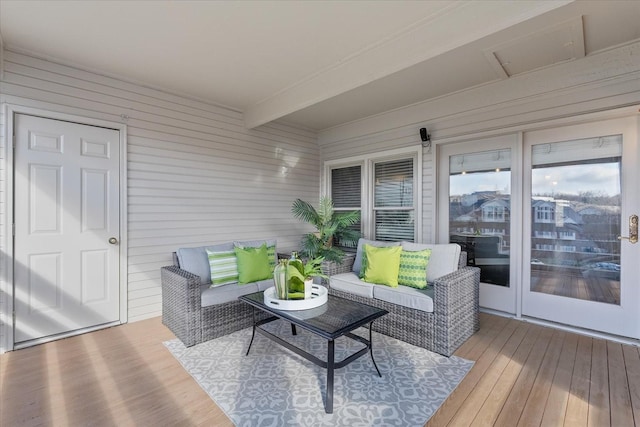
top-left (352, 238), bottom-right (401, 277)
top-left (177, 242), bottom-right (235, 285)
top-left (401, 242), bottom-right (461, 282)
top-left (176, 239), bottom-right (277, 285)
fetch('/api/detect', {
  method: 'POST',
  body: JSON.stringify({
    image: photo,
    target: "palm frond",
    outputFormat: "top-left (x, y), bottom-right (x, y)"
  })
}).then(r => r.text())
top-left (316, 196), bottom-right (335, 226)
top-left (292, 196), bottom-right (361, 262)
top-left (291, 199), bottom-right (320, 227)
top-left (334, 210), bottom-right (360, 227)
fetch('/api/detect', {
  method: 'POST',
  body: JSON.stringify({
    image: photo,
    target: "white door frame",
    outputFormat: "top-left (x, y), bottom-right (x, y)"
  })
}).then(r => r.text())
top-left (434, 105), bottom-right (640, 341)
top-left (436, 134), bottom-right (521, 315)
top-left (521, 115), bottom-right (640, 338)
top-left (1, 104), bottom-right (128, 353)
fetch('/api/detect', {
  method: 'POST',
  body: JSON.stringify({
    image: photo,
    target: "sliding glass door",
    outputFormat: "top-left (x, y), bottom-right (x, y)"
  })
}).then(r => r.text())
top-left (438, 135), bottom-right (519, 314)
top-left (522, 117), bottom-right (640, 338)
top-left (437, 115), bottom-right (639, 338)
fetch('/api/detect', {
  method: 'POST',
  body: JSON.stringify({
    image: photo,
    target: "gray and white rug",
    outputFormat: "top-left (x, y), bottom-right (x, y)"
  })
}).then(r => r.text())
top-left (164, 320), bottom-right (473, 426)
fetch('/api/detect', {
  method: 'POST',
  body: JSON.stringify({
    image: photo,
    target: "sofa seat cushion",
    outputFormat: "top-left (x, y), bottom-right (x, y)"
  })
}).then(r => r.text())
top-left (201, 282), bottom-right (259, 307)
top-left (330, 272), bottom-right (376, 298)
top-left (255, 278), bottom-right (275, 292)
top-left (401, 242), bottom-right (461, 282)
top-left (373, 283), bottom-right (434, 313)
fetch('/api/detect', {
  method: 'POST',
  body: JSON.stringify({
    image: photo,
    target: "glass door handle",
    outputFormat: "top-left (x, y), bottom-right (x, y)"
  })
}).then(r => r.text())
top-left (618, 214), bottom-right (638, 244)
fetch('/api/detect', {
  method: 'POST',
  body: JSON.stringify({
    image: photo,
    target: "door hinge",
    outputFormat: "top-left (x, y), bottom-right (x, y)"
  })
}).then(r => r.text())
top-left (12, 135), bottom-right (16, 149)
top-left (12, 223), bottom-right (15, 236)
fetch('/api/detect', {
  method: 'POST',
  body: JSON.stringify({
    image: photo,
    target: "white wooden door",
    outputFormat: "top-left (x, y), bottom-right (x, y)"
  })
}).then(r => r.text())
top-left (14, 114), bottom-right (121, 344)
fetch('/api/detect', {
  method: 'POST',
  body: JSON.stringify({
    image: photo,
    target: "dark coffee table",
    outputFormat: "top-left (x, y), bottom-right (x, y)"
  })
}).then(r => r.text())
top-left (238, 291), bottom-right (388, 414)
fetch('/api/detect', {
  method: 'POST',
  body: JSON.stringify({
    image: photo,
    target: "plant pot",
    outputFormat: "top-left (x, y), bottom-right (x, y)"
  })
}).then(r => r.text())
top-left (304, 278), bottom-right (313, 299)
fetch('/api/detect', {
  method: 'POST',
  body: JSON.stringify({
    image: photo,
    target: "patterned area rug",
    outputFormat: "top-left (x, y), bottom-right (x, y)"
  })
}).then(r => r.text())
top-left (164, 320), bottom-right (473, 426)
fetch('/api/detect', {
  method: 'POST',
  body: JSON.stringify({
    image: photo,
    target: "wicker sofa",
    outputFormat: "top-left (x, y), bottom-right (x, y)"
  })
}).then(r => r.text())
top-left (161, 239), bottom-right (277, 347)
top-left (327, 239), bottom-right (480, 357)
top-left (160, 238), bottom-right (356, 347)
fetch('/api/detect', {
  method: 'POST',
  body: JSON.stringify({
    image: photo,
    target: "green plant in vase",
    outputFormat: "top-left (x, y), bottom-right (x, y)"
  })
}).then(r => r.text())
top-left (286, 257), bottom-right (329, 300)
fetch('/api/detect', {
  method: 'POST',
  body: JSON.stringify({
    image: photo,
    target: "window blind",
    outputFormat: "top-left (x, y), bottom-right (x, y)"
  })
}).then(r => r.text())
top-left (374, 158), bottom-right (415, 241)
top-left (331, 166), bottom-right (361, 208)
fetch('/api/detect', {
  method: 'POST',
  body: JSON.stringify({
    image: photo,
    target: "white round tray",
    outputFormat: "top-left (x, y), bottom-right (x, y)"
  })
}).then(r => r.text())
top-left (263, 284), bottom-right (328, 311)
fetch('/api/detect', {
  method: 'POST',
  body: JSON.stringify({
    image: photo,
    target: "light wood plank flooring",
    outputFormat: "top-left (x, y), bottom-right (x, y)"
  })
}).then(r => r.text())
top-left (1, 314), bottom-right (638, 426)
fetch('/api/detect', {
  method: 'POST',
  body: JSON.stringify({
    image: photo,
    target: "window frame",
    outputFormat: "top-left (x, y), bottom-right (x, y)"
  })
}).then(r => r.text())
top-left (324, 146), bottom-right (422, 242)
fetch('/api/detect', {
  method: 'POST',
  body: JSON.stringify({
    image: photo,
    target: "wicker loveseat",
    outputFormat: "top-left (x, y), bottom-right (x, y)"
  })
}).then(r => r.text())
top-left (327, 239), bottom-right (480, 357)
top-left (161, 239), bottom-right (277, 347)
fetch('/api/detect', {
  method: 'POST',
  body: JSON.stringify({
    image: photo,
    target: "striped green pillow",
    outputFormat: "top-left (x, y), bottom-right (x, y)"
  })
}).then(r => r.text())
top-left (206, 249), bottom-right (239, 287)
top-left (398, 249), bottom-right (431, 289)
top-left (266, 245), bottom-right (276, 270)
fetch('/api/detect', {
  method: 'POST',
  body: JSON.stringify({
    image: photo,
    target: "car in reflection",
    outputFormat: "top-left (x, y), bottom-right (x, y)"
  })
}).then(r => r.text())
top-left (530, 259), bottom-right (545, 265)
top-left (583, 262), bottom-right (620, 280)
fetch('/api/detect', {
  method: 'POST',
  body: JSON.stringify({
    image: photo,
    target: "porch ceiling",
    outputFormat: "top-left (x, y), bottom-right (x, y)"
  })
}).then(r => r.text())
top-left (1, 1), bottom-right (638, 131)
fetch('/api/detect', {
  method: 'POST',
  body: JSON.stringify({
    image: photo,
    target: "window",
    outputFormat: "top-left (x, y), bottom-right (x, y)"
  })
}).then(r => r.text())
top-left (448, 148), bottom-right (512, 287)
top-left (535, 205), bottom-right (555, 223)
top-left (326, 148), bottom-right (420, 243)
top-left (331, 165), bottom-right (361, 249)
top-left (482, 205), bottom-right (507, 222)
top-left (374, 159), bottom-right (415, 241)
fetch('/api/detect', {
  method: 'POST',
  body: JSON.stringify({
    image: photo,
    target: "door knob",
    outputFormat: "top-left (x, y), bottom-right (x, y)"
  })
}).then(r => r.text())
top-left (108, 237), bottom-right (119, 245)
top-left (617, 214), bottom-right (638, 244)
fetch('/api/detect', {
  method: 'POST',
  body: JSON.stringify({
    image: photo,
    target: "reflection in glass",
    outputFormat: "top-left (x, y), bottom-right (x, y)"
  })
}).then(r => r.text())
top-left (531, 157), bottom-right (621, 305)
top-left (449, 150), bottom-right (511, 286)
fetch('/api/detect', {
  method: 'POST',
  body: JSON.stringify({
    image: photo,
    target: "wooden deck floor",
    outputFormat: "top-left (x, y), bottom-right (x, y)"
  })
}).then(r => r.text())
top-left (1, 314), bottom-right (639, 426)
top-left (531, 270), bottom-right (620, 305)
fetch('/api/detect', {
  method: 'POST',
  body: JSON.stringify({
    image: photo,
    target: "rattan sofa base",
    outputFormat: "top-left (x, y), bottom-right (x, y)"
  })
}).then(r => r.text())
top-left (161, 265), bottom-right (268, 347)
top-left (327, 253), bottom-right (480, 357)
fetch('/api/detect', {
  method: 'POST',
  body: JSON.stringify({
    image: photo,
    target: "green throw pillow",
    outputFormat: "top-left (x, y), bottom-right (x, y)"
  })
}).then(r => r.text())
top-left (234, 244), bottom-right (271, 284)
top-left (398, 249), bottom-right (431, 289)
top-left (266, 245), bottom-right (276, 269)
top-left (362, 244), bottom-right (402, 287)
top-left (206, 249), bottom-right (239, 287)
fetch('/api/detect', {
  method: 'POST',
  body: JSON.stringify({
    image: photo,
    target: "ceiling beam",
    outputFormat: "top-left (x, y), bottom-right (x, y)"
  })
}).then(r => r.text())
top-left (244, 0), bottom-right (572, 129)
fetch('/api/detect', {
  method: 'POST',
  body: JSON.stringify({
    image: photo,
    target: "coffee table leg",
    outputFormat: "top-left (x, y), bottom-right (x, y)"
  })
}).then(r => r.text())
top-left (246, 310), bottom-right (256, 356)
top-left (291, 323), bottom-right (297, 336)
top-left (326, 339), bottom-right (335, 414)
top-left (369, 322), bottom-right (382, 377)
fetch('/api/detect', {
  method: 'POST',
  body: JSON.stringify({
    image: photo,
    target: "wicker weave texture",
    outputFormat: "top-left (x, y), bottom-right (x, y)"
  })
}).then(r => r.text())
top-left (161, 266), bottom-right (263, 347)
top-left (327, 251), bottom-right (479, 357)
top-left (161, 248), bottom-right (478, 354)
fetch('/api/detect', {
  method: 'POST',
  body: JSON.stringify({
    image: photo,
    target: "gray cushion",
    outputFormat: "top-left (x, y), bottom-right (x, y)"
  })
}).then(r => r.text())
top-left (255, 278), bottom-right (275, 292)
top-left (201, 282), bottom-right (259, 307)
top-left (177, 242), bottom-right (235, 285)
top-left (401, 242), bottom-right (461, 282)
top-left (373, 284), bottom-right (434, 313)
top-left (352, 238), bottom-right (401, 276)
top-left (330, 272), bottom-right (376, 298)
top-left (234, 239), bottom-right (276, 249)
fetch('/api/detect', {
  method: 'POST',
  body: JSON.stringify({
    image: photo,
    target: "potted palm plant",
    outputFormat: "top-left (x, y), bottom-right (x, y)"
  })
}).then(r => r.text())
top-left (291, 196), bottom-right (360, 264)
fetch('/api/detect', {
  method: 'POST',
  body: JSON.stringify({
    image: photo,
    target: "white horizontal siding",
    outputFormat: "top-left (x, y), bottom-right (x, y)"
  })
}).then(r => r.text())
top-left (319, 41), bottom-right (640, 244)
top-left (0, 49), bottom-right (320, 345)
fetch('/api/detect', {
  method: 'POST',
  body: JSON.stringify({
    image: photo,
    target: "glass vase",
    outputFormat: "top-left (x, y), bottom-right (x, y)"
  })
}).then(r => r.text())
top-left (273, 259), bottom-right (289, 300)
